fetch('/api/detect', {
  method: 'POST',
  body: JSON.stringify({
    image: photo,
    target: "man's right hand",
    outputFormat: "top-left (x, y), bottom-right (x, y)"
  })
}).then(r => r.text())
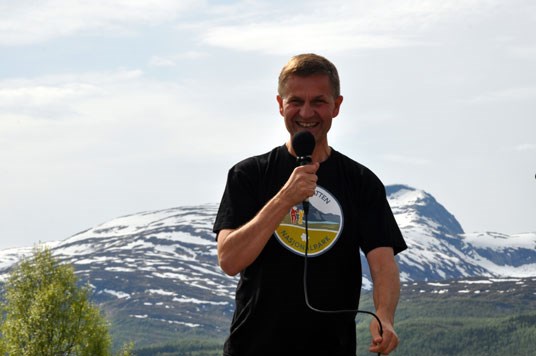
top-left (279, 162), bottom-right (320, 206)
top-left (217, 162), bottom-right (319, 276)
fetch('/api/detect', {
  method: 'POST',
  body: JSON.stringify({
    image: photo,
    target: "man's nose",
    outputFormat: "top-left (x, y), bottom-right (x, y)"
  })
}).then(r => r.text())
top-left (299, 102), bottom-right (315, 118)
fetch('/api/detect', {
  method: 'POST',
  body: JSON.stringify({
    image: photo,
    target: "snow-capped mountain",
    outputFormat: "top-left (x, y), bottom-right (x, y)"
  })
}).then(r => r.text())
top-left (0, 185), bottom-right (534, 340)
top-left (385, 185), bottom-right (535, 282)
top-left (0, 204), bottom-right (237, 336)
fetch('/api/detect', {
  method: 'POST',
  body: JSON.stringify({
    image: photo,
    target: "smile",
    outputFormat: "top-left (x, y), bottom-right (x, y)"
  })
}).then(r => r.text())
top-left (297, 122), bottom-right (319, 128)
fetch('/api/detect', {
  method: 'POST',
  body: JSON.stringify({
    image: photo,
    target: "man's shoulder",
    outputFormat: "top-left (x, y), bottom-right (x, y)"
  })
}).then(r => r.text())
top-left (330, 148), bottom-right (375, 176)
top-left (232, 145), bottom-right (287, 170)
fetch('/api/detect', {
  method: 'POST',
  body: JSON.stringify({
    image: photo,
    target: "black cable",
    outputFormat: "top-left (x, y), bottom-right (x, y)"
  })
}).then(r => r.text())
top-left (302, 202), bottom-right (383, 356)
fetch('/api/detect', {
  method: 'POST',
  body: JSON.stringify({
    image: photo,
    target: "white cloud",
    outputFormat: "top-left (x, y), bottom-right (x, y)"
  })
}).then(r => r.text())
top-left (202, 22), bottom-right (417, 55)
top-left (508, 45), bottom-right (536, 60)
top-left (0, 70), bottom-right (143, 120)
top-left (0, 0), bottom-right (501, 52)
top-left (513, 143), bottom-right (536, 152)
top-left (465, 87), bottom-right (536, 104)
top-left (383, 154), bottom-right (430, 166)
top-left (0, 82), bottom-right (102, 116)
top-left (0, 67), bottom-right (280, 165)
top-left (0, 0), bottom-right (200, 45)
top-left (149, 51), bottom-right (209, 67)
top-left (199, 0), bottom-right (499, 54)
top-left (0, 65), bottom-right (284, 249)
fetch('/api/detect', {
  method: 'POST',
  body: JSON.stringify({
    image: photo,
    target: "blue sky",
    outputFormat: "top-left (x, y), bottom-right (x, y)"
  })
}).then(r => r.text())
top-left (1, 0), bottom-right (535, 249)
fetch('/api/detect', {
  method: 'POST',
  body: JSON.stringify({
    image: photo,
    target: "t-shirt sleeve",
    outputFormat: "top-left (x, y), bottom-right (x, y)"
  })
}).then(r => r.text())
top-left (358, 171), bottom-right (407, 256)
top-left (213, 159), bottom-right (261, 239)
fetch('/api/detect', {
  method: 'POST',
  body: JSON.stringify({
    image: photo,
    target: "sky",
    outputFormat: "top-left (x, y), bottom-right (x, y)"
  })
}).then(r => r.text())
top-left (1, 0), bottom-right (535, 250)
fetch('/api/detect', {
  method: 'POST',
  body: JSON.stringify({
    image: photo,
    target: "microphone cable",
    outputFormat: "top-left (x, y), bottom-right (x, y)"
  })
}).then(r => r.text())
top-left (302, 202), bottom-right (383, 356)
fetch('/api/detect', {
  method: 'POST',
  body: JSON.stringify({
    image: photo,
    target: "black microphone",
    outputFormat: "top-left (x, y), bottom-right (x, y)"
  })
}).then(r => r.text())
top-left (291, 131), bottom-right (316, 213)
top-left (292, 131), bottom-right (315, 166)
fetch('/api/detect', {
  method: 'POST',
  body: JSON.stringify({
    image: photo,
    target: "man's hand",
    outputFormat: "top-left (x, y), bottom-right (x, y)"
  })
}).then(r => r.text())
top-left (217, 162), bottom-right (319, 276)
top-left (279, 162), bottom-right (319, 204)
top-left (368, 317), bottom-right (399, 354)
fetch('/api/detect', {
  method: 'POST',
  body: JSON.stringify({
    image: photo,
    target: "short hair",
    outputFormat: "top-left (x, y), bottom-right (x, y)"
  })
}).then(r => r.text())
top-left (278, 53), bottom-right (340, 98)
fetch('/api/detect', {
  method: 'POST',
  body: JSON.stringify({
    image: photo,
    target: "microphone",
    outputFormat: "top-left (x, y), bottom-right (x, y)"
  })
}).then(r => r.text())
top-left (291, 131), bottom-right (316, 213)
top-left (292, 131), bottom-right (315, 166)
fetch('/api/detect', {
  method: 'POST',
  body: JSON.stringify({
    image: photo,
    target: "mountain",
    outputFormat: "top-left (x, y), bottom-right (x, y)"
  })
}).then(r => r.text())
top-left (385, 185), bottom-right (535, 282)
top-left (1, 185), bottom-right (535, 346)
top-left (0, 204), bottom-right (237, 340)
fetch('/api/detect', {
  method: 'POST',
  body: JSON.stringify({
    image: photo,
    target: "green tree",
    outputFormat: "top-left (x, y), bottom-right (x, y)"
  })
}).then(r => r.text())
top-left (0, 247), bottom-right (127, 355)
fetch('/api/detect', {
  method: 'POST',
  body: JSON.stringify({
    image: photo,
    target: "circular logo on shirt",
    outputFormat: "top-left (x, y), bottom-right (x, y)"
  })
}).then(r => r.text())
top-left (274, 185), bottom-right (343, 257)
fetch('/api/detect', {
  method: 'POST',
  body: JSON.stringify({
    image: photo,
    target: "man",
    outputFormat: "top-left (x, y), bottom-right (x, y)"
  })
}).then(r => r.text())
top-left (214, 53), bottom-right (407, 356)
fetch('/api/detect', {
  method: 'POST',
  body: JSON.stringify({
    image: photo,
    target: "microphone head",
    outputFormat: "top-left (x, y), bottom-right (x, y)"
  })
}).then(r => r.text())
top-left (292, 130), bottom-right (316, 159)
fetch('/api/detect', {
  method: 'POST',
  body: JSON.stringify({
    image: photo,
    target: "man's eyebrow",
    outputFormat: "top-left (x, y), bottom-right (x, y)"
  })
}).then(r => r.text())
top-left (286, 94), bottom-right (327, 100)
top-left (285, 95), bottom-right (302, 101)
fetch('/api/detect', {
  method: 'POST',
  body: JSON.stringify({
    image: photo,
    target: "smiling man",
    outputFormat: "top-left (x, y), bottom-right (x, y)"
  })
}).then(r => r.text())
top-left (214, 53), bottom-right (407, 356)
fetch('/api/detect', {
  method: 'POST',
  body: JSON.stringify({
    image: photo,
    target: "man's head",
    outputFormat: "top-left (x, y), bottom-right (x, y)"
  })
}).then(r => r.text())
top-left (277, 54), bottom-right (343, 159)
top-left (278, 53), bottom-right (340, 98)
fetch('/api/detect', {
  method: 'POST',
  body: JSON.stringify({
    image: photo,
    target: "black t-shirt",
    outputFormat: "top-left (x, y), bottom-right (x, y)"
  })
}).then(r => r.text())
top-left (214, 145), bottom-right (407, 356)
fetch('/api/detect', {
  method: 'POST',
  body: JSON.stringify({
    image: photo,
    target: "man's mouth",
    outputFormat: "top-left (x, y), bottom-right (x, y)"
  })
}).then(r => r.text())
top-left (297, 121), bottom-right (319, 128)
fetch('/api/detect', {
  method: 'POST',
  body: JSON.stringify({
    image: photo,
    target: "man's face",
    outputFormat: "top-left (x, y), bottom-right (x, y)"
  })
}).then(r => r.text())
top-left (277, 74), bottom-right (343, 147)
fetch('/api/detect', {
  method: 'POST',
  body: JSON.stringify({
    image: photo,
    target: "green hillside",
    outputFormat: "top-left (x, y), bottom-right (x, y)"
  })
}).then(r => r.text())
top-left (354, 278), bottom-right (536, 355)
top-left (111, 278), bottom-right (536, 355)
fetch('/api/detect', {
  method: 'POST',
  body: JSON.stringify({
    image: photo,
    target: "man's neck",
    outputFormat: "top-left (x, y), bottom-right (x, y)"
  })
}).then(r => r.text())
top-left (286, 141), bottom-right (331, 163)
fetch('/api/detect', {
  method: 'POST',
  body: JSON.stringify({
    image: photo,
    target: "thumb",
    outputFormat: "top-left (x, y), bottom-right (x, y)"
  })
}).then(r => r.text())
top-left (369, 319), bottom-right (383, 344)
top-left (304, 161), bottom-right (320, 172)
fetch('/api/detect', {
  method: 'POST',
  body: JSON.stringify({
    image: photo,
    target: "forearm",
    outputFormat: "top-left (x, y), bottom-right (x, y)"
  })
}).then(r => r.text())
top-left (372, 263), bottom-right (400, 324)
top-left (367, 247), bottom-right (401, 354)
top-left (368, 247), bottom-right (401, 323)
top-left (217, 192), bottom-right (294, 276)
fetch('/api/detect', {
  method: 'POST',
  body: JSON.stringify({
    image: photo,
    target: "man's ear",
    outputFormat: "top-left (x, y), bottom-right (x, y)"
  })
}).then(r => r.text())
top-left (332, 95), bottom-right (343, 118)
top-left (276, 95), bottom-right (284, 116)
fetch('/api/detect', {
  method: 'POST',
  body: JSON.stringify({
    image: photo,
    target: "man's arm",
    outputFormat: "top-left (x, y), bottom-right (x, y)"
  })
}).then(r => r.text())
top-left (217, 162), bottom-right (319, 276)
top-left (366, 247), bottom-right (401, 355)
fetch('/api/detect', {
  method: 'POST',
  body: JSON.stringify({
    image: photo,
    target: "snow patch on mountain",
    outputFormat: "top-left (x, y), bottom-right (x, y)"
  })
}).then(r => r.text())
top-left (462, 231), bottom-right (535, 250)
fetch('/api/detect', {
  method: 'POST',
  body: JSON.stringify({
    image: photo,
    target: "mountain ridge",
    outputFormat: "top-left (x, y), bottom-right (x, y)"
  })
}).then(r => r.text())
top-left (2, 185), bottom-right (534, 283)
top-left (1, 185), bottom-right (535, 344)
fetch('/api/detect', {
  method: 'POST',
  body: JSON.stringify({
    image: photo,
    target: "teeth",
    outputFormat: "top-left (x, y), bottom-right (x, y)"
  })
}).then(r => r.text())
top-left (298, 122), bottom-right (318, 128)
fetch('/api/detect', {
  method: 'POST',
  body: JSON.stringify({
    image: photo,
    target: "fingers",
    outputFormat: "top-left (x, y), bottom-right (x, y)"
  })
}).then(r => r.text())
top-left (369, 335), bottom-right (398, 355)
top-left (368, 320), bottom-right (399, 355)
top-left (282, 163), bottom-right (319, 204)
top-left (296, 161), bottom-right (320, 178)
top-left (297, 163), bottom-right (319, 198)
